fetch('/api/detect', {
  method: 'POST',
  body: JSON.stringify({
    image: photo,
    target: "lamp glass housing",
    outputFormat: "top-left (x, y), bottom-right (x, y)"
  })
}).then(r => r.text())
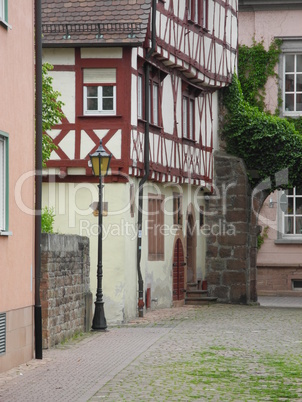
top-left (89, 141), bottom-right (112, 176)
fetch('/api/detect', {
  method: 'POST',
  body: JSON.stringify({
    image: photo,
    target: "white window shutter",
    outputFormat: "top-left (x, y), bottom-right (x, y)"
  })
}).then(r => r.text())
top-left (83, 68), bottom-right (116, 84)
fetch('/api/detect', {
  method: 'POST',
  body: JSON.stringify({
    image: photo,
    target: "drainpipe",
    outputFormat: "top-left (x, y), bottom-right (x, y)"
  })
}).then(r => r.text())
top-left (34, 0), bottom-right (43, 359)
top-left (137, 0), bottom-right (156, 317)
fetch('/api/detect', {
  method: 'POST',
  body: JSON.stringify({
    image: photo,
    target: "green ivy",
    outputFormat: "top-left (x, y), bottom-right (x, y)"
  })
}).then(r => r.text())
top-left (238, 38), bottom-right (282, 111)
top-left (286, 116), bottom-right (302, 136)
top-left (223, 38), bottom-right (302, 191)
top-left (222, 75), bottom-right (302, 190)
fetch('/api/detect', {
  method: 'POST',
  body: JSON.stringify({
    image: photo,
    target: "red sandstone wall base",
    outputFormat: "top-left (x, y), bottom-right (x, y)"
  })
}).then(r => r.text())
top-left (257, 265), bottom-right (302, 296)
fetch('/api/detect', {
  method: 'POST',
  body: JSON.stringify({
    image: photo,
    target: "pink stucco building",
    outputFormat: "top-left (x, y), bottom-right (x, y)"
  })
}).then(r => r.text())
top-left (239, 0), bottom-right (302, 296)
top-left (0, 0), bottom-right (35, 372)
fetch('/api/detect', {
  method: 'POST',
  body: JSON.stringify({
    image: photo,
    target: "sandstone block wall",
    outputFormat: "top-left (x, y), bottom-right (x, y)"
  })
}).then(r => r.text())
top-left (205, 151), bottom-right (258, 304)
top-left (41, 234), bottom-right (92, 349)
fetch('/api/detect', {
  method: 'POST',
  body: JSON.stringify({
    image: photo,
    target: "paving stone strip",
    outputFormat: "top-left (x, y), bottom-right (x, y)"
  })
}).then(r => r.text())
top-left (0, 327), bottom-right (171, 402)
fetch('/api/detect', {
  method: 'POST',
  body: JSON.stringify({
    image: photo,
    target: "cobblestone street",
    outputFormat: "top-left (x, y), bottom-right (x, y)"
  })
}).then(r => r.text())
top-left (0, 300), bottom-right (301, 401)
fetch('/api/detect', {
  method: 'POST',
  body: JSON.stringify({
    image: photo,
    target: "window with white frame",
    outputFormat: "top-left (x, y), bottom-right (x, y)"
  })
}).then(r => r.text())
top-left (0, 0), bottom-right (8, 24)
top-left (83, 68), bottom-right (116, 115)
top-left (281, 187), bottom-right (302, 236)
top-left (0, 133), bottom-right (8, 232)
top-left (284, 54), bottom-right (302, 114)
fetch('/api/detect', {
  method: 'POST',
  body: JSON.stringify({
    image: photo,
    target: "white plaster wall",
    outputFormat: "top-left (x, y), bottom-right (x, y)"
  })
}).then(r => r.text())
top-left (48, 71), bottom-right (76, 124)
top-left (81, 48), bottom-right (123, 59)
top-left (42, 48), bottom-right (75, 65)
top-left (212, 92), bottom-right (219, 152)
top-left (42, 181), bottom-right (138, 323)
top-left (162, 75), bottom-right (174, 135)
top-left (140, 181), bottom-right (206, 308)
top-left (131, 73), bottom-right (138, 126)
top-left (42, 176), bottom-right (207, 321)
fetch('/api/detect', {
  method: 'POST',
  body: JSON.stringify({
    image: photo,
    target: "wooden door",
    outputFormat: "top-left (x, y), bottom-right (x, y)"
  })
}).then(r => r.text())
top-left (187, 214), bottom-right (194, 283)
top-left (173, 239), bottom-right (185, 301)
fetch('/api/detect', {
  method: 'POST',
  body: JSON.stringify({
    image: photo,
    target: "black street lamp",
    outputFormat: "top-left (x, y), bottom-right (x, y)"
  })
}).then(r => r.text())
top-left (89, 140), bottom-right (112, 330)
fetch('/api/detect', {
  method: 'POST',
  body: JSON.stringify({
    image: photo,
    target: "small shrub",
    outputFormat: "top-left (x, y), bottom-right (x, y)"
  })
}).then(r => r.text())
top-left (257, 226), bottom-right (269, 249)
top-left (41, 206), bottom-right (55, 233)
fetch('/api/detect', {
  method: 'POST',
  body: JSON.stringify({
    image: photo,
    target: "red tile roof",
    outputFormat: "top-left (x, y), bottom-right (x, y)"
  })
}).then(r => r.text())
top-left (42, 0), bottom-right (152, 46)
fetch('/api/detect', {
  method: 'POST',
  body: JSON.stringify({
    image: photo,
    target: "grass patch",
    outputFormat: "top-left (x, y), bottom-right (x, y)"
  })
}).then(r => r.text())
top-left (182, 348), bottom-right (302, 401)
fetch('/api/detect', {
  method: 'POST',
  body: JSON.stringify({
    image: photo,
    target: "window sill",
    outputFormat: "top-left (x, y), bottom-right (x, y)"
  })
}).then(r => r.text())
top-left (275, 238), bottom-right (302, 244)
top-left (0, 231), bottom-right (12, 236)
top-left (182, 137), bottom-right (196, 144)
top-left (78, 114), bottom-right (122, 118)
top-left (187, 19), bottom-right (209, 32)
top-left (283, 111), bottom-right (302, 117)
top-left (149, 122), bottom-right (162, 130)
top-left (148, 254), bottom-right (165, 261)
top-left (0, 19), bottom-right (12, 29)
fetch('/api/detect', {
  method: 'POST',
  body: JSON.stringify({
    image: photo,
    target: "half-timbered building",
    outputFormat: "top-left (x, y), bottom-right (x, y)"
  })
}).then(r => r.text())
top-left (41, 0), bottom-right (238, 322)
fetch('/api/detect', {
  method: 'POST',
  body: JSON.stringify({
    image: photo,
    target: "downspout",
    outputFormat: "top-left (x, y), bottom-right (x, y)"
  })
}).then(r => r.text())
top-left (137, 0), bottom-right (156, 317)
top-left (34, 0), bottom-right (43, 359)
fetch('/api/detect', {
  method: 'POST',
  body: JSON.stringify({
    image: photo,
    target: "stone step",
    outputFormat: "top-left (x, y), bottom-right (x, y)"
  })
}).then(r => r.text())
top-left (185, 289), bottom-right (208, 298)
top-left (185, 296), bottom-right (218, 306)
top-left (186, 282), bottom-right (198, 290)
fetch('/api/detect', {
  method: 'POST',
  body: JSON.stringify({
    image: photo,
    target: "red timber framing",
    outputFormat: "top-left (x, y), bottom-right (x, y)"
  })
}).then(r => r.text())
top-left (156, 0), bottom-right (237, 87)
top-left (130, 0), bottom-right (236, 188)
top-left (45, 48), bottom-right (133, 182)
top-left (44, 1), bottom-right (237, 188)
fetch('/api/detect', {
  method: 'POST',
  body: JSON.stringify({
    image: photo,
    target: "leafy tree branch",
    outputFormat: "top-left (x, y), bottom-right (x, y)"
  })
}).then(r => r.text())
top-left (42, 63), bottom-right (65, 165)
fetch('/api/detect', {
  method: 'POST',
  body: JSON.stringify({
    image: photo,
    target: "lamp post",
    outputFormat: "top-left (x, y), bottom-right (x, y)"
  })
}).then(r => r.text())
top-left (89, 140), bottom-right (112, 330)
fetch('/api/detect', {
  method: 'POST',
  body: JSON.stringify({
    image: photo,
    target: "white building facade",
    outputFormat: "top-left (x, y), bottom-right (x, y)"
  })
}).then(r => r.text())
top-left (41, 0), bottom-right (238, 322)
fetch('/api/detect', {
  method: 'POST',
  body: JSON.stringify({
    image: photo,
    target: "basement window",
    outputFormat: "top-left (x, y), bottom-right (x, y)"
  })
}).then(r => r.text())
top-left (292, 280), bottom-right (302, 290)
top-left (0, 313), bottom-right (6, 355)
